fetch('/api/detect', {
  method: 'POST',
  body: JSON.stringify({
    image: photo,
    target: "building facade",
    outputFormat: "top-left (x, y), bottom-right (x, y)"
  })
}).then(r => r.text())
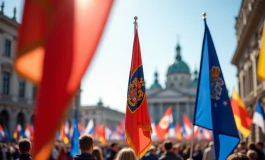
top-left (231, 0), bottom-right (265, 142)
top-left (0, 5), bottom-right (36, 136)
top-left (147, 42), bottom-right (198, 124)
top-left (80, 99), bottom-right (125, 129)
top-left (0, 3), bottom-right (81, 136)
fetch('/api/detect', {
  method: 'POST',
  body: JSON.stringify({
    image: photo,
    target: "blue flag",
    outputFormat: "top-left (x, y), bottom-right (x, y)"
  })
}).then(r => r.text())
top-left (71, 110), bottom-right (80, 156)
top-left (193, 19), bottom-right (240, 160)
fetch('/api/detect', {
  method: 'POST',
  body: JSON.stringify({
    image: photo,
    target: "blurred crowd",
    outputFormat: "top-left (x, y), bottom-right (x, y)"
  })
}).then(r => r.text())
top-left (0, 135), bottom-right (265, 160)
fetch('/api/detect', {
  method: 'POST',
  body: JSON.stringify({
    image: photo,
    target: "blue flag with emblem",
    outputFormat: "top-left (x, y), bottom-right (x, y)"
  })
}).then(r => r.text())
top-left (193, 17), bottom-right (240, 160)
top-left (71, 110), bottom-right (80, 156)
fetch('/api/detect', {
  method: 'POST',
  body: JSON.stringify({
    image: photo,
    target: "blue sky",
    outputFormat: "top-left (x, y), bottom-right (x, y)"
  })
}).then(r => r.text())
top-left (7, 0), bottom-right (242, 113)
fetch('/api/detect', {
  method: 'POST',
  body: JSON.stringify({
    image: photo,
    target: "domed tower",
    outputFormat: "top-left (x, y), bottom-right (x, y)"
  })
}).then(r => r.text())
top-left (166, 42), bottom-right (191, 88)
top-left (150, 70), bottom-right (162, 90)
top-left (190, 68), bottom-right (198, 87)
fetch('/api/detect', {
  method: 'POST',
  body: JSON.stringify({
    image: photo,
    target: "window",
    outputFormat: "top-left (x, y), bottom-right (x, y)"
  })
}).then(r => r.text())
top-left (243, 75), bottom-right (247, 97)
top-left (256, 55), bottom-right (262, 85)
top-left (4, 39), bottom-right (11, 57)
top-left (2, 72), bottom-right (10, 95)
top-left (18, 79), bottom-right (25, 98)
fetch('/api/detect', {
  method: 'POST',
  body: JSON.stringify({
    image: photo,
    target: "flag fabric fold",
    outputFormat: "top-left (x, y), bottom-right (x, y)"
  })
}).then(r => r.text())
top-left (193, 19), bottom-right (240, 160)
top-left (253, 101), bottom-right (265, 133)
top-left (125, 22), bottom-right (152, 158)
top-left (230, 90), bottom-right (252, 138)
top-left (15, 0), bottom-right (113, 158)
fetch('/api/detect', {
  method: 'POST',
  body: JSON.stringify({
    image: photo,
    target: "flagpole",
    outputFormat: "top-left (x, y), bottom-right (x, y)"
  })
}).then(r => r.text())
top-left (189, 12), bottom-right (207, 160)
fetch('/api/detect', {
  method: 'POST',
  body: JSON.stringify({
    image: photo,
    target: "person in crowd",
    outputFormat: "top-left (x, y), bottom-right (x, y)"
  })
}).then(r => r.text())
top-left (182, 146), bottom-right (190, 160)
top-left (12, 142), bottom-right (20, 159)
top-left (238, 141), bottom-right (248, 154)
top-left (248, 142), bottom-right (265, 160)
top-left (142, 145), bottom-right (158, 160)
top-left (115, 148), bottom-right (137, 160)
top-left (256, 142), bottom-right (265, 155)
top-left (73, 134), bottom-right (96, 160)
top-left (173, 144), bottom-right (183, 160)
top-left (17, 138), bottom-right (32, 160)
top-left (1, 143), bottom-right (8, 160)
top-left (192, 144), bottom-right (203, 160)
top-left (50, 142), bottom-right (60, 160)
top-left (202, 141), bottom-right (214, 160)
top-left (93, 146), bottom-right (104, 160)
top-left (106, 143), bottom-right (119, 160)
top-left (227, 153), bottom-right (250, 160)
top-left (156, 144), bottom-right (165, 158)
top-left (159, 140), bottom-right (181, 160)
top-left (247, 150), bottom-right (258, 160)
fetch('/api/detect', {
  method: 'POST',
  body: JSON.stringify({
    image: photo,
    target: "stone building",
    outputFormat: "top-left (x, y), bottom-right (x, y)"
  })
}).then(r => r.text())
top-left (80, 99), bottom-right (125, 129)
top-left (231, 0), bottom-right (265, 142)
top-left (146, 41), bottom-right (198, 124)
top-left (0, 3), bottom-right (81, 136)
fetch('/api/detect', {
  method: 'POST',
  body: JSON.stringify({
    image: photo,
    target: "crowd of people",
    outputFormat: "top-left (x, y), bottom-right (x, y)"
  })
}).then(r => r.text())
top-left (0, 134), bottom-right (265, 160)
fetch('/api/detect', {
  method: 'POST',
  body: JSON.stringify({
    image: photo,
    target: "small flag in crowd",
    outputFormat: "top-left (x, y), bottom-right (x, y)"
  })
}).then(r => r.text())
top-left (253, 101), bottom-right (265, 133)
top-left (230, 89), bottom-right (252, 138)
top-left (183, 114), bottom-right (192, 139)
top-left (168, 112), bottom-right (175, 139)
top-left (156, 107), bottom-right (172, 141)
top-left (85, 119), bottom-right (94, 135)
top-left (70, 110), bottom-right (80, 156)
top-left (175, 123), bottom-right (182, 140)
top-left (13, 124), bottom-right (23, 140)
top-left (125, 17), bottom-right (152, 158)
top-left (15, 0), bottom-right (113, 158)
top-left (193, 14), bottom-right (239, 160)
top-left (151, 121), bottom-right (157, 141)
top-left (257, 23), bottom-right (265, 80)
top-left (0, 125), bottom-right (5, 140)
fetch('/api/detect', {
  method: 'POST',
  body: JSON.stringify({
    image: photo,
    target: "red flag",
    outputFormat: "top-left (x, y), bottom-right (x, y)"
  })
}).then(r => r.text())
top-left (15, 0), bottom-right (113, 158)
top-left (156, 107), bottom-right (172, 141)
top-left (125, 20), bottom-right (152, 158)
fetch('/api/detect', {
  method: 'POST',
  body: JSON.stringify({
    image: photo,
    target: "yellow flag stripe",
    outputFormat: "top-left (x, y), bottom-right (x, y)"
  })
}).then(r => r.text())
top-left (258, 24), bottom-right (265, 80)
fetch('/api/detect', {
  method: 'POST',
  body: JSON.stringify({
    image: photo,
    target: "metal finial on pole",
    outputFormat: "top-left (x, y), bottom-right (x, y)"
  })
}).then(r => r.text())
top-left (134, 16), bottom-right (138, 22)
top-left (202, 12), bottom-right (207, 20)
top-left (133, 16), bottom-right (138, 33)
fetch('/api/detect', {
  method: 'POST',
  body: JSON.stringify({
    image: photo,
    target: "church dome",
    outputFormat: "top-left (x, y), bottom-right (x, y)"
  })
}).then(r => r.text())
top-left (167, 43), bottom-right (190, 75)
top-left (150, 71), bottom-right (162, 89)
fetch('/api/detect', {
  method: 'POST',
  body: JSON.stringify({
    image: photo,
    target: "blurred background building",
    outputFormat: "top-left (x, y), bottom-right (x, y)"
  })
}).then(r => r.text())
top-left (147, 41), bottom-right (198, 124)
top-left (0, 4), bottom-right (81, 136)
top-left (231, 0), bottom-right (265, 142)
top-left (80, 99), bottom-right (125, 128)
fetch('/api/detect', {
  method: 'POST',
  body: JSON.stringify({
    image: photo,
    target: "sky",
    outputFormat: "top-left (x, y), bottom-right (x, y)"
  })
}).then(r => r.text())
top-left (6, 0), bottom-right (242, 113)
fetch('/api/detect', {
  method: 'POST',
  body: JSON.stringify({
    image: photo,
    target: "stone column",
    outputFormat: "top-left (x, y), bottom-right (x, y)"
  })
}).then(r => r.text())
top-left (148, 103), bottom-right (153, 122)
top-left (25, 83), bottom-right (34, 104)
top-left (176, 103), bottom-right (180, 123)
top-left (251, 52), bottom-right (257, 96)
top-left (10, 72), bottom-right (18, 101)
top-left (186, 102), bottom-right (191, 121)
top-left (8, 108), bottom-right (19, 136)
top-left (159, 103), bottom-right (163, 123)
